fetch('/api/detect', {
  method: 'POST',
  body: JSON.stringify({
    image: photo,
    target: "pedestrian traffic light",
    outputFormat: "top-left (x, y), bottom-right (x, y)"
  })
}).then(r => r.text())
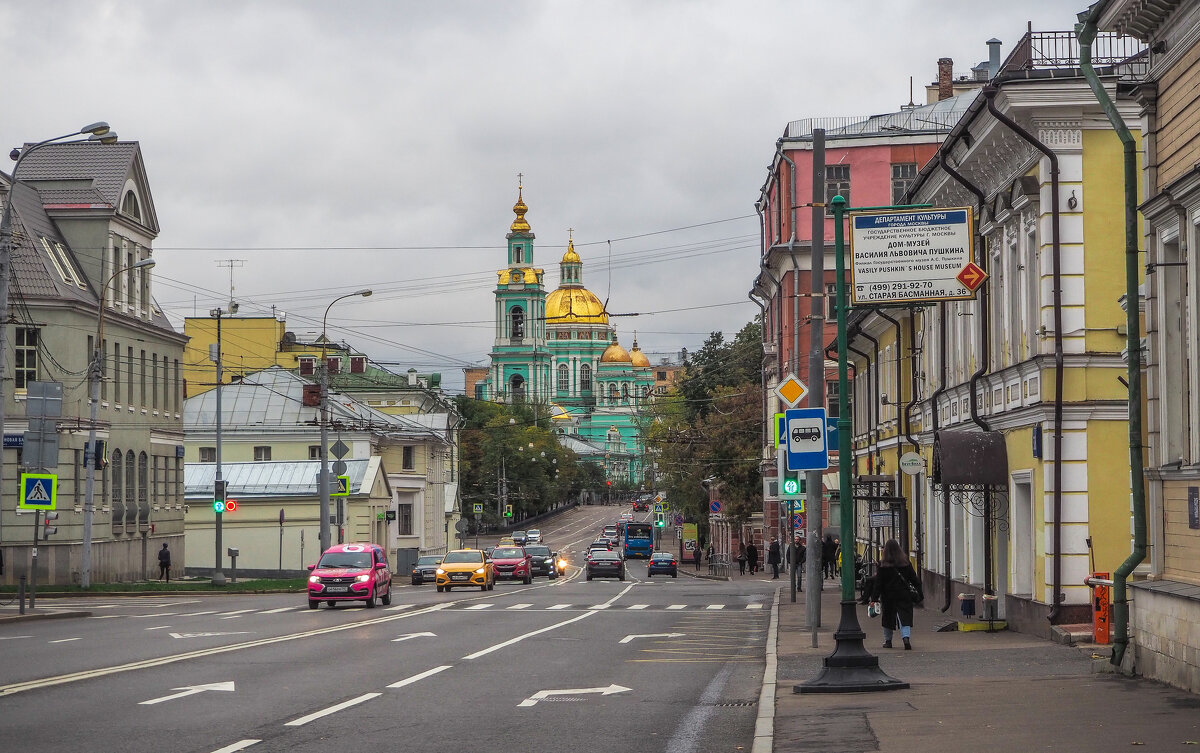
top-left (504, 504), bottom-right (513, 518)
top-left (43, 511), bottom-right (59, 537)
top-left (92, 440), bottom-right (108, 470)
top-left (654, 513), bottom-right (665, 528)
top-left (213, 479), bottom-right (227, 513)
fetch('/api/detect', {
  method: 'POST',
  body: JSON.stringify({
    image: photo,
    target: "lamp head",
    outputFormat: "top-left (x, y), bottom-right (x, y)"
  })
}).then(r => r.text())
top-left (79, 122), bottom-right (111, 136)
top-left (132, 258), bottom-right (155, 271)
top-left (355, 289), bottom-right (373, 298)
top-left (88, 132), bottom-right (119, 145)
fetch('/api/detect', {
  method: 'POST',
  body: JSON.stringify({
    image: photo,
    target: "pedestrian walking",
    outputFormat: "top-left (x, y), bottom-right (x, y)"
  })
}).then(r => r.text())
top-left (788, 536), bottom-right (805, 590)
top-left (869, 539), bottom-right (923, 650)
top-left (737, 542), bottom-right (747, 575)
top-left (821, 534), bottom-right (838, 579)
top-left (158, 542), bottom-right (172, 582)
top-left (746, 542), bottom-right (759, 575)
top-left (693, 545), bottom-right (702, 571)
top-left (767, 539), bottom-right (782, 579)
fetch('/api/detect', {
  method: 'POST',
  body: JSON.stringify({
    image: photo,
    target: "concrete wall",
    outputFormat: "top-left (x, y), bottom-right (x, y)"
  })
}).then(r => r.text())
top-left (1131, 581), bottom-right (1200, 693)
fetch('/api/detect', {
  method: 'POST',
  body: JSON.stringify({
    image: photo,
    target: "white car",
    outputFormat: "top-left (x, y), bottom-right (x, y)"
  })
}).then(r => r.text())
top-left (526, 529), bottom-right (542, 543)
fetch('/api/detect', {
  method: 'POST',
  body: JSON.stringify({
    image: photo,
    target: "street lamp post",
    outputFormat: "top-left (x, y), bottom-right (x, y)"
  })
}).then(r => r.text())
top-left (0, 123), bottom-right (117, 573)
top-left (80, 257), bottom-right (155, 588)
top-left (209, 306), bottom-right (236, 586)
top-left (318, 289), bottom-right (372, 553)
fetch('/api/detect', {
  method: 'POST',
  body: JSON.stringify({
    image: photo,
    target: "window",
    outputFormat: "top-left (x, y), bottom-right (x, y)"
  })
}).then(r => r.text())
top-left (309, 445), bottom-right (321, 460)
top-left (827, 379), bottom-right (840, 418)
top-left (125, 450), bottom-right (136, 524)
top-left (513, 244), bottom-right (524, 264)
top-left (326, 357), bottom-right (341, 375)
top-left (557, 364), bottom-right (570, 392)
top-left (126, 250), bottom-right (136, 309)
top-left (111, 448), bottom-right (123, 532)
top-left (127, 346), bottom-right (134, 403)
top-left (657, 371), bottom-right (666, 381)
top-left (892, 163), bottom-right (918, 205)
top-left (510, 306), bottom-right (525, 338)
top-left (253, 446), bottom-right (272, 461)
top-left (580, 364), bottom-right (592, 392)
top-left (14, 328), bottom-right (38, 389)
top-left (298, 357), bottom-right (315, 376)
top-left (121, 191), bottom-right (141, 221)
top-left (199, 447), bottom-right (216, 463)
top-left (825, 164), bottom-right (850, 215)
top-left (398, 503), bottom-right (414, 535)
top-left (621, 383), bottom-right (629, 400)
top-left (350, 356), bottom-right (367, 374)
top-left (825, 282), bottom-right (838, 321)
top-left (138, 452), bottom-right (149, 525)
top-left (140, 350), bottom-right (147, 406)
top-left (402, 445), bottom-right (415, 471)
top-left (609, 383), bottom-right (618, 401)
top-left (151, 352), bottom-right (158, 410)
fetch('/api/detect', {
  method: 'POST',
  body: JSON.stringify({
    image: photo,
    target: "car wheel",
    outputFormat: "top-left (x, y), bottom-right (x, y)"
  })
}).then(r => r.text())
top-left (365, 590), bottom-right (377, 608)
top-left (436, 585), bottom-right (444, 593)
top-left (480, 584), bottom-right (488, 591)
top-left (619, 574), bottom-right (625, 581)
top-left (646, 573), bottom-right (652, 578)
top-left (524, 574), bottom-right (532, 585)
top-left (445, 586), bottom-right (452, 592)
top-left (411, 580), bottom-right (419, 586)
top-left (672, 573), bottom-right (677, 578)
top-left (308, 599), bottom-right (320, 609)
top-left (586, 575), bottom-right (593, 581)
top-left (381, 585), bottom-right (392, 605)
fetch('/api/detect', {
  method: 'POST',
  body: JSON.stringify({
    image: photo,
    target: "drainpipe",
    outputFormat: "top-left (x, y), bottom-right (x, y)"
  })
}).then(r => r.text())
top-left (1078, 5), bottom-right (1146, 667)
top-left (760, 266), bottom-right (785, 375)
top-left (847, 337), bottom-right (874, 474)
top-left (877, 309), bottom-right (908, 548)
top-left (984, 86), bottom-right (1066, 622)
top-left (858, 328), bottom-right (882, 472)
top-left (902, 307), bottom-right (924, 568)
top-left (750, 288), bottom-right (771, 452)
top-left (931, 302), bottom-right (953, 612)
top-left (780, 147), bottom-right (801, 376)
top-left (939, 154), bottom-right (995, 600)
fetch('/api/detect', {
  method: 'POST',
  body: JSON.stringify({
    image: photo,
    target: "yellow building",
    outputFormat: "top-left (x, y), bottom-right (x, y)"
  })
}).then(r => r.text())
top-left (840, 29), bottom-right (1146, 639)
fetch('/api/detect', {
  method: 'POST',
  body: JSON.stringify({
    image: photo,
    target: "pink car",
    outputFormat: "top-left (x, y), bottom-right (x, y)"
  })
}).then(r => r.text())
top-left (307, 543), bottom-right (393, 609)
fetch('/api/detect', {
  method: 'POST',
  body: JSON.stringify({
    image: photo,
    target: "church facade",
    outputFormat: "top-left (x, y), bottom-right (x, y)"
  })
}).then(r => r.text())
top-left (475, 188), bottom-right (657, 485)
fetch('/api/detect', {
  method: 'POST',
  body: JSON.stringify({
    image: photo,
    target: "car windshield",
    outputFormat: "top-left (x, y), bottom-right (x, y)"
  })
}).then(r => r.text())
top-left (651, 553), bottom-right (672, 560)
top-left (318, 552), bottom-right (373, 569)
top-left (525, 546), bottom-right (551, 557)
top-left (442, 551), bottom-right (483, 564)
top-left (528, 530), bottom-right (540, 536)
top-left (514, 531), bottom-right (527, 537)
top-left (589, 542), bottom-right (608, 549)
top-left (416, 556), bottom-right (442, 566)
top-left (492, 547), bottom-right (524, 558)
top-left (591, 551), bottom-right (619, 561)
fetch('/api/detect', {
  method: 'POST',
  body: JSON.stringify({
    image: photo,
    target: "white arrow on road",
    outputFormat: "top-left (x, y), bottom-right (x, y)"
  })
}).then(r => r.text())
top-left (391, 631), bottom-right (437, 643)
top-left (518, 684), bottom-right (631, 707)
top-left (139, 681), bottom-right (236, 705)
top-left (619, 632), bottom-right (685, 644)
top-left (168, 631), bottom-right (252, 639)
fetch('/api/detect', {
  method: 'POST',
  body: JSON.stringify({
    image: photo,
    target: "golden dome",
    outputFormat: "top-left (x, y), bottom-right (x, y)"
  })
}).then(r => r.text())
top-left (545, 287), bottom-right (608, 324)
top-left (629, 346), bottom-right (650, 368)
top-left (562, 239), bottom-right (580, 264)
top-left (510, 187), bottom-right (530, 233)
top-left (601, 341), bottom-right (632, 363)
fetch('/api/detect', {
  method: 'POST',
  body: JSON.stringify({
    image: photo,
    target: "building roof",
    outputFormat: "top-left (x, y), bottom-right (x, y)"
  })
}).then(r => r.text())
top-left (15, 142), bottom-right (141, 210)
top-left (546, 287), bottom-right (608, 324)
top-left (184, 458), bottom-right (372, 498)
top-left (783, 93), bottom-right (976, 140)
top-left (3, 178), bottom-right (97, 304)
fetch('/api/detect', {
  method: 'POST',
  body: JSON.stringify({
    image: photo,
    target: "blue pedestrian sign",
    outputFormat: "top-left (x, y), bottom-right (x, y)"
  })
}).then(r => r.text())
top-left (785, 407), bottom-right (828, 472)
top-left (19, 472), bottom-right (58, 510)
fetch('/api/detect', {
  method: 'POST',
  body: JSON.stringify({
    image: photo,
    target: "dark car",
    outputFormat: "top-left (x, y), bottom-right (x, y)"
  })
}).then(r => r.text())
top-left (646, 551), bottom-right (678, 578)
top-left (411, 554), bottom-right (443, 585)
top-left (490, 546), bottom-right (533, 584)
top-left (523, 545), bottom-right (558, 579)
top-left (511, 531), bottom-right (528, 546)
top-left (586, 550), bottom-right (625, 581)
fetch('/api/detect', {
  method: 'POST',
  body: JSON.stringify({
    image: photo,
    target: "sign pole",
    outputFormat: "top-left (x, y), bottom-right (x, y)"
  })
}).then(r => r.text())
top-left (31, 509), bottom-right (39, 610)
top-left (806, 128), bottom-right (826, 638)
top-left (797, 194), bottom-right (907, 693)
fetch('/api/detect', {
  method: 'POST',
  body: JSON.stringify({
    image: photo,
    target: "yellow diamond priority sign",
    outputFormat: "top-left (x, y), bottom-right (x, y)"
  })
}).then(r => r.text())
top-left (774, 374), bottom-right (808, 407)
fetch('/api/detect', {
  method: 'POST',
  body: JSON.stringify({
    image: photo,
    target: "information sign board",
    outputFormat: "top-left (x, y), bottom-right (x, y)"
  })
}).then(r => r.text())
top-left (850, 208), bottom-right (978, 305)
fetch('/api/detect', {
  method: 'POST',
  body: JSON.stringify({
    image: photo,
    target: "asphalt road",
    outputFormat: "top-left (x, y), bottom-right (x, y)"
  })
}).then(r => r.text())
top-left (0, 504), bottom-right (777, 753)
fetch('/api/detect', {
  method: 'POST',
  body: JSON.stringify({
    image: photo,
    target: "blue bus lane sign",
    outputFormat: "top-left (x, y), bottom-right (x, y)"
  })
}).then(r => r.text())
top-left (785, 408), bottom-right (828, 472)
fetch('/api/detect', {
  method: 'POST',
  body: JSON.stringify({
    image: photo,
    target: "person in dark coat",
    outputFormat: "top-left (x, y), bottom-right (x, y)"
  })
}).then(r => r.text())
top-left (737, 542), bottom-right (747, 575)
top-left (767, 539), bottom-right (782, 579)
top-left (787, 537), bottom-right (806, 590)
top-left (821, 534), bottom-right (838, 579)
top-left (692, 546), bottom-right (702, 571)
top-left (746, 542), bottom-right (759, 574)
top-left (869, 539), bottom-right (923, 650)
top-left (158, 543), bottom-right (171, 582)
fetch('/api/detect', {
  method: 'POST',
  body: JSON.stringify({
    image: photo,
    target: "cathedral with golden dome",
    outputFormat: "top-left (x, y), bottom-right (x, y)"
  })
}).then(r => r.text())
top-left (474, 186), bottom-right (657, 485)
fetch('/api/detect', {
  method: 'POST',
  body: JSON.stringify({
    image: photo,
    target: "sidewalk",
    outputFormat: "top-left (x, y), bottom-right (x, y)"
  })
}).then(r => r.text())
top-left (771, 582), bottom-right (1200, 752)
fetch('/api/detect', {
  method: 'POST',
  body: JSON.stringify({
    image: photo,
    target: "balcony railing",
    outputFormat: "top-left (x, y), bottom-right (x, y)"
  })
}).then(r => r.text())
top-left (999, 30), bottom-right (1147, 81)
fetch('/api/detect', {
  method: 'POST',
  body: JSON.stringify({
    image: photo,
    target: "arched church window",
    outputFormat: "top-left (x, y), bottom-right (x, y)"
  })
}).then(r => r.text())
top-left (580, 364), bottom-right (592, 392)
top-left (513, 244), bottom-right (524, 263)
top-left (511, 306), bottom-right (525, 338)
top-left (609, 383), bottom-right (618, 401)
top-left (557, 364), bottom-right (569, 392)
top-left (621, 383), bottom-right (629, 400)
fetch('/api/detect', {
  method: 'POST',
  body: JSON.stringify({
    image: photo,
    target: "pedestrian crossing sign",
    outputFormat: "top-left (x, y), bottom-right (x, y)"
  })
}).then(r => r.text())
top-left (19, 472), bottom-right (57, 510)
top-left (331, 475), bottom-right (350, 497)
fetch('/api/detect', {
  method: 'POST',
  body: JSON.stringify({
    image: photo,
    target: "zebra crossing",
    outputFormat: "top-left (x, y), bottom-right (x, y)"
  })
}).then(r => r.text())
top-left (81, 601), bottom-right (769, 620)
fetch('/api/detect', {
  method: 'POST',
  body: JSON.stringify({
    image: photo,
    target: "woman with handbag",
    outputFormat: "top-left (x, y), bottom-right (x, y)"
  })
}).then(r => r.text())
top-left (869, 539), bottom-right (923, 650)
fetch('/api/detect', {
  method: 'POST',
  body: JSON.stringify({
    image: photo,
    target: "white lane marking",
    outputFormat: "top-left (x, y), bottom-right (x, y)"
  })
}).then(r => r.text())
top-left (628, 604), bottom-right (650, 610)
top-left (518, 683), bottom-right (631, 707)
top-left (0, 636), bottom-right (32, 640)
top-left (140, 681), bottom-right (236, 705)
top-left (746, 603), bottom-right (764, 609)
top-left (209, 740), bottom-right (260, 753)
top-left (385, 604), bottom-right (414, 611)
top-left (667, 604), bottom-right (687, 610)
top-left (547, 604), bottom-right (570, 610)
top-left (130, 613), bottom-right (179, 619)
top-left (386, 664), bottom-right (452, 689)
top-left (465, 604), bottom-right (493, 610)
top-left (285, 692), bottom-right (380, 726)
top-left (463, 612), bottom-right (596, 660)
top-left (258, 606), bottom-right (300, 614)
top-left (88, 615), bottom-right (122, 620)
top-left (507, 603), bottom-right (533, 610)
top-left (588, 604), bottom-right (611, 610)
top-left (620, 632), bottom-right (685, 644)
top-left (706, 605), bottom-right (726, 610)
top-left (49, 638), bottom-right (82, 643)
top-left (145, 626), bottom-right (173, 631)
top-left (181, 611), bottom-right (220, 617)
top-left (0, 602), bottom-right (453, 698)
top-left (217, 609), bottom-right (255, 617)
top-left (391, 632), bottom-right (436, 643)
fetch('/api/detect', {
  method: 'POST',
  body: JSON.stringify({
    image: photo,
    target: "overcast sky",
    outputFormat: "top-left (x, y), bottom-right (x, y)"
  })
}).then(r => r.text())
top-left (1, 1), bottom-right (1078, 393)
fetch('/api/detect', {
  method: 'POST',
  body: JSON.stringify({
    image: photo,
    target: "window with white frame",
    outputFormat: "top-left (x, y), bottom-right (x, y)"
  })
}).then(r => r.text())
top-left (580, 363), bottom-right (592, 392)
top-left (253, 446), bottom-right (272, 461)
top-left (557, 363), bottom-right (569, 392)
top-left (1159, 230), bottom-right (1189, 465)
top-left (199, 447), bottom-right (216, 463)
top-left (1024, 227), bottom-right (1039, 361)
top-left (891, 163), bottom-right (917, 206)
top-left (309, 445), bottom-right (321, 460)
top-left (825, 165), bottom-right (850, 215)
top-left (825, 282), bottom-right (838, 321)
top-left (1008, 234), bottom-right (1021, 367)
top-left (298, 357), bottom-right (315, 376)
top-left (14, 328), bottom-right (38, 390)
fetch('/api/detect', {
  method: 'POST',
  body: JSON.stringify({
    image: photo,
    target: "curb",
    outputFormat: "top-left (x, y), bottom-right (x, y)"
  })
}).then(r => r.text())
top-left (0, 610), bottom-right (92, 624)
top-left (679, 569), bottom-right (730, 582)
top-left (751, 586), bottom-right (781, 753)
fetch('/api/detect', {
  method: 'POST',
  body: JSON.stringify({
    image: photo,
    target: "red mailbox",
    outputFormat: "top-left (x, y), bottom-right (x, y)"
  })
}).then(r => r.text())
top-left (1091, 571), bottom-right (1111, 645)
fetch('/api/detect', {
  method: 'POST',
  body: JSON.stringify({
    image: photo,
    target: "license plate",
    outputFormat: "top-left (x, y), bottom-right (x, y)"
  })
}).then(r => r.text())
top-left (451, 574), bottom-right (468, 581)
top-left (326, 586), bottom-right (348, 593)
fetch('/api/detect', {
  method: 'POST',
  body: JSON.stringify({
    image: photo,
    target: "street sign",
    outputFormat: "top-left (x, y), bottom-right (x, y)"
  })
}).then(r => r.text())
top-left (472, 502), bottom-right (484, 514)
top-left (792, 513), bottom-right (805, 529)
top-left (785, 407), bottom-right (829, 471)
top-left (331, 459), bottom-right (348, 475)
top-left (673, 514), bottom-right (683, 526)
top-left (899, 451), bottom-right (925, 476)
top-left (869, 510), bottom-right (894, 528)
top-left (774, 374), bottom-right (808, 407)
top-left (849, 207), bottom-right (977, 305)
top-left (653, 503), bottom-right (663, 513)
top-left (455, 519), bottom-right (469, 533)
top-left (956, 261), bottom-right (987, 292)
top-left (18, 473), bottom-right (57, 510)
top-left (332, 475), bottom-right (350, 496)
top-left (709, 500), bottom-right (722, 514)
top-left (330, 440), bottom-right (350, 459)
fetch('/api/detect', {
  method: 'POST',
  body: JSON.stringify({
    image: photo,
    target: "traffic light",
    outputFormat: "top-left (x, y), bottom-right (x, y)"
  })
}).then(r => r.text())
top-left (92, 440), bottom-right (108, 470)
top-left (606, 480), bottom-right (612, 487)
top-left (504, 504), bottom-right (513, 518)
top-left (43, 512), bottom-right (59, 537)
top-left (654, 513), bottom-right (665, 528)
top-left (780, 469), bottom-right (805, 513)
top-left (213, 479), bottom-right (227, 513)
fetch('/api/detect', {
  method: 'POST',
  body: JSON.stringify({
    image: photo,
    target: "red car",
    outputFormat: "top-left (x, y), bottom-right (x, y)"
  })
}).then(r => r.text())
top-left (307, 543), bottom-right (393, 609)
top-left (489, 545), bottom-right (533, 584)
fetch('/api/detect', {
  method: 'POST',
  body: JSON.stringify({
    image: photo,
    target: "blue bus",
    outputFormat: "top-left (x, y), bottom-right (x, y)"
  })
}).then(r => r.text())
top-left (622, 522), bottom-right (654, 559)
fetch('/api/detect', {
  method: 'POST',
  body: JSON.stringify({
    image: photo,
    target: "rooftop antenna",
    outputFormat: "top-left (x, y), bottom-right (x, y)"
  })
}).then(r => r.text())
top-left (216, 259), bottom-right (245, 313)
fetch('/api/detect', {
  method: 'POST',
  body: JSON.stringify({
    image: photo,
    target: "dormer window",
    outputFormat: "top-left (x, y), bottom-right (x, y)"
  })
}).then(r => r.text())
top-left (350, 356), bottom-right (366, 374)
top-left (298, 357), bottom-right (315, 376)
top-left (326, 357), bottom-right (341, 374)
top-left (121, 191), bottom-right (142, 222)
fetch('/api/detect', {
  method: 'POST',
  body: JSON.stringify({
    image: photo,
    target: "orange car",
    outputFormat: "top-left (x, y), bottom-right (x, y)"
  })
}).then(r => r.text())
top-left (436, 549), bottom-right (494, 592)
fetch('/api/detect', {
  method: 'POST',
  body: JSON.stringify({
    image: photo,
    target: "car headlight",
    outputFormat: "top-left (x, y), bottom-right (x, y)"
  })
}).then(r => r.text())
top-left (475, 567), bottom-right (486, 575)
top-left (356, 574), bottom-right (371, 582)
top-left (436, 568), bottom-right (446, 575)
top-left (558, 560), bottom-right (567, 569)
top-left (308, 575), bottom-right (319, 583)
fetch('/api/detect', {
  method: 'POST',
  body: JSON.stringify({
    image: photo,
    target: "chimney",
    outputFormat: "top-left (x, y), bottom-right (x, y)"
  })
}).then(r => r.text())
top-left (937, 57), bottom-right (954, 101)
top-left (987, 38), bottom-right (1002, 79)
